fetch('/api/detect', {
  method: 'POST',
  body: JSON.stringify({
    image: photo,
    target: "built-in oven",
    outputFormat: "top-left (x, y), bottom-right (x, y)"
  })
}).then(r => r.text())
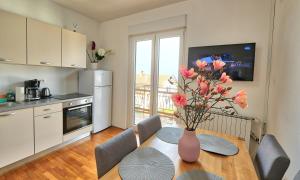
top-left (62, 97), bottom-right (93, 134)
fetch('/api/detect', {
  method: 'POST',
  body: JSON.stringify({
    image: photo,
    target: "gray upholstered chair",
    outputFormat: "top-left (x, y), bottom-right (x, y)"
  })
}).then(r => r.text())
top-left (254, 134), bottom-right (290, 180)
top-left (294, 170), bottom-right (300, 180)
top-left (95, 128), bottom-right (137, 178)
top-left (137, 114), bottom-right (162, 144)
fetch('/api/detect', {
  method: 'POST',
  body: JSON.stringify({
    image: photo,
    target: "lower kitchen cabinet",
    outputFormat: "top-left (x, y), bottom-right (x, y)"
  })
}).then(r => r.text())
top-left (34, 111), bottom-right (63, 153)
top-left (0, 108), bottom-right (34, 168)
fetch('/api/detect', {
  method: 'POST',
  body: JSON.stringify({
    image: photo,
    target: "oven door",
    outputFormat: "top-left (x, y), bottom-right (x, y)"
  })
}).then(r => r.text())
top-left (63, 103), bottom-right (92, 134)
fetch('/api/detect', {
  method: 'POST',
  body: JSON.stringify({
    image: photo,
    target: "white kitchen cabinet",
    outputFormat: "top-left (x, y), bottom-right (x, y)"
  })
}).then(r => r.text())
top-left (27, 18), bottom-right (62, 67)
top-left (62, 29), bottom-right (87, 68)
top-left (0, 108), bottom-right (34, 168)
top-left (34, 111), bottom-right (63, 153)
top-left (0, 10), bottom-right (26, 65)
top-left (34, 103), bottom-right (62, 117)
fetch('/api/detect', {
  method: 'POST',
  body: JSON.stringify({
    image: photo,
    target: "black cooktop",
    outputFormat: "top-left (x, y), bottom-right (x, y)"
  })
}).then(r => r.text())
top-left (53, 93), bottom-right (91, 100)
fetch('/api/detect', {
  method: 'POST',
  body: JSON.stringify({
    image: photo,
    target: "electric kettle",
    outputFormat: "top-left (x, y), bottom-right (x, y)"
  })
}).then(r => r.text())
top-left (41, 88), bottom-right (52, 98)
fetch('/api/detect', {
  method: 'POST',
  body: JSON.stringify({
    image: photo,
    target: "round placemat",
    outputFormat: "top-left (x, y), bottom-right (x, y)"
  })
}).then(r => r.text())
top-left (197, 134), bottom-right (239, 156)
top-left (119, 147), bottom-right (175, 180)
top-left (156, 127), bottom-right (183, 144)
top-left (177, 170), bottom-right (223, 180)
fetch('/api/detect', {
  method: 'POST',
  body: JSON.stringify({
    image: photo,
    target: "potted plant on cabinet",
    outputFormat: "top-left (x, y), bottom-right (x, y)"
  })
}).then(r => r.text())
top-left (87, 41), bottom-right (112, 69)
top-left (169, 59), bottom-right (248, 162)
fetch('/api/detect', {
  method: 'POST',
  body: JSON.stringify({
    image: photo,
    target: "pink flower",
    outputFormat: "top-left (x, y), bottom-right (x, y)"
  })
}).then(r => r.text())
top-left (220, 72), bottom-right (232, 83)
top-left (180, 66), bottom-right (198, 79)
top-left (233, 90), bottom-right (248, 109)
top-left (223, 91), bottom-right (229, 96)
top-left (196, 60), bottom-right (207, 69)
top-left (196, 75), bottom-right (205, 85)
top-left (214, 85), bottom-right (229, 96)
top-left (213, 60), bottom-right (226, 70)
top-left (199, 81), bottom-right (209, 95)
top-left (236, 90), bottom-right (247, 97)
top-left (216, 85), bottom-right (224, 93)
top-left (171, 93), bottom-right (187, 107)
top-left (205, 95), bottom-right (211, 100)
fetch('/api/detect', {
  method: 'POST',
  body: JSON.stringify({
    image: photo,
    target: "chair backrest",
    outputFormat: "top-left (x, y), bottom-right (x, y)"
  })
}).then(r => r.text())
top-left (137, 115), bottom-right (162, 144)
top-left (294, 170), bottom-right (300, 180)
top-left (254, 134), bottom-right (290, 180)
top-left (95, 128), bottom-right (137, 178)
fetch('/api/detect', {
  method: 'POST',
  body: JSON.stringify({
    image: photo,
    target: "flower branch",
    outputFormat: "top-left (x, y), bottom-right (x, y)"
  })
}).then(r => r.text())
top-left (171, 59), bottom-right (248, 131)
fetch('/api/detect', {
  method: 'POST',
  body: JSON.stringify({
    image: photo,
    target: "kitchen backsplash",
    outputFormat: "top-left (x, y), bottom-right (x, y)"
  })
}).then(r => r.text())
top-left (0, 63), bottom-right (79, 95)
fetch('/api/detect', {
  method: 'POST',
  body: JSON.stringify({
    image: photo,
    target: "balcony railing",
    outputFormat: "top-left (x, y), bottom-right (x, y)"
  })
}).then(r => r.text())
top-left (134, 85), bottom-right (177, 117)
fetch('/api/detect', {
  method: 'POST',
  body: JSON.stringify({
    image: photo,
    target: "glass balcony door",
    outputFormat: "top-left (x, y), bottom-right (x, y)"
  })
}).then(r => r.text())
top-left (131, 30), bottom-right (184, 125)
top-left (155, 32), bottom-right (182, 125)
top-left (132, 35), bottom-right (155, 124)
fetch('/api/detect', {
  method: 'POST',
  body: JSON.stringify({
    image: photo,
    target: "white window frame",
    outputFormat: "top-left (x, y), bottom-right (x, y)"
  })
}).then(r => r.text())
top-left (127, 29), bottom-right (185, 128)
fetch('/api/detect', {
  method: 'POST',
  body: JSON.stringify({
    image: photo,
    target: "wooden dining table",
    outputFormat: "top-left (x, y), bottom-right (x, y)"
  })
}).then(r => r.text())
top-left (101, 129), bottom-right (258, 180)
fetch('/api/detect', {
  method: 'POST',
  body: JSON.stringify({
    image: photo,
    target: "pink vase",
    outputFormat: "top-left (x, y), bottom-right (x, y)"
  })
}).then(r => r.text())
top-left (178, 129), bottom-right (200, 162)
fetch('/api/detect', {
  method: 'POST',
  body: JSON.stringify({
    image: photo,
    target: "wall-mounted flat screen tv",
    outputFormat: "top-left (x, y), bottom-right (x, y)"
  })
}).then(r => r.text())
top-left (188, 43), bottom-right (256, 81)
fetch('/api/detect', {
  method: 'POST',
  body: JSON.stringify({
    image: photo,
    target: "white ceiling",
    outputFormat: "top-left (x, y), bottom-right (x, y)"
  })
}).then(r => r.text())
top-left (52, 0), bottom-right (187, 22)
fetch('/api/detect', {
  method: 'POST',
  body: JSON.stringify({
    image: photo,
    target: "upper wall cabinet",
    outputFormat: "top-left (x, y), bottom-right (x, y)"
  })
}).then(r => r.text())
top-left (62, 29), bottom-right (87, 68)
top-left (27, 19), bottom-right (62, 67)
top-left (0, 11), bottom-right (26, 65)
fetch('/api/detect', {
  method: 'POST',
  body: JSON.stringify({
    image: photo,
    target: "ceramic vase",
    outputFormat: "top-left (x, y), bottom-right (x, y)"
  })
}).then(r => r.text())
top-left (90, 63), bottom-right (98, 69)
top-left (178, 129), bottom-right (200, 162)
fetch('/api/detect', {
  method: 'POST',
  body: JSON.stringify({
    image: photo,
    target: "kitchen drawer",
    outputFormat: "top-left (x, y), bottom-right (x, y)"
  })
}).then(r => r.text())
top-left (34, 111), bottom-right (63, 153)
top-left (34, 103), bottom-right (62, 116)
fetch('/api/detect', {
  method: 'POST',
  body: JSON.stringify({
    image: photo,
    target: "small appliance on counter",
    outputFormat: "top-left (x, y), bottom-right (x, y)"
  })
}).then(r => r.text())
top-left (41, 87), bottom-right (52, 99)
top-left (24, 79), bottom-right (41, 101)
top-left (6, 90), bottom-right (15, 102)
top-left (15, 87), bottom-right (25, 102)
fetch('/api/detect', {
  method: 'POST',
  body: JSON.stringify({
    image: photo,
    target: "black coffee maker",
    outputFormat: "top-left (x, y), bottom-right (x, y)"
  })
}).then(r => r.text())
top-left (24, 79), bottom-right (41, 101)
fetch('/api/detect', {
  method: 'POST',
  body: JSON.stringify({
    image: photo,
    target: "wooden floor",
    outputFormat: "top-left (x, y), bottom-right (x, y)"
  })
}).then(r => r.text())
top-left (0, 127), bottom-right (124, 180)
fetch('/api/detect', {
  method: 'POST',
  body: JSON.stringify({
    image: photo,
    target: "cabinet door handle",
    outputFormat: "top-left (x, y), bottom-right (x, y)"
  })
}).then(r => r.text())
top-left (0, 58), bottom-right (13, 62)
top-left (40, 61), bottom-right (51, 65)
top-left (0, 112), bottom-right (16, 117)
top-left (43, 108), bottom-right (51, 111)
top-left (43, 115), bottom-right (51, 119)
top-left (71, 64), bottom-right (79, 67)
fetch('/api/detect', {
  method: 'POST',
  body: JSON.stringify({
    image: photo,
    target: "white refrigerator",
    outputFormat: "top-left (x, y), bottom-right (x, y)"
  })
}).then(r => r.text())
top-left (79, 70), bottom-right (112, 133)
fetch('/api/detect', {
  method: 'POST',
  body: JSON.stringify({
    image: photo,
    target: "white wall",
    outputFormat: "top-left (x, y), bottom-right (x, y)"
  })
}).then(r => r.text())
top-left (267, 0), bottom-right (300, 178)
top-left (0, 64), bottom-right (78, 94)
top-left (98, 0), bottom-right (273, 129)
top-left (0, 0), bottom-right (100, 94)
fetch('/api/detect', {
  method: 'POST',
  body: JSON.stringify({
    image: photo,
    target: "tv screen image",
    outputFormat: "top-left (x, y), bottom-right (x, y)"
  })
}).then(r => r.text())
top-left (188, 43), bottom-right (256, 81)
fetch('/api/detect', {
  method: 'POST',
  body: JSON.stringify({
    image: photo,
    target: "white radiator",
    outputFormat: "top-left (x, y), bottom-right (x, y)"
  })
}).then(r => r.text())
top-left (196, 111), bottom-right (255, 148)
